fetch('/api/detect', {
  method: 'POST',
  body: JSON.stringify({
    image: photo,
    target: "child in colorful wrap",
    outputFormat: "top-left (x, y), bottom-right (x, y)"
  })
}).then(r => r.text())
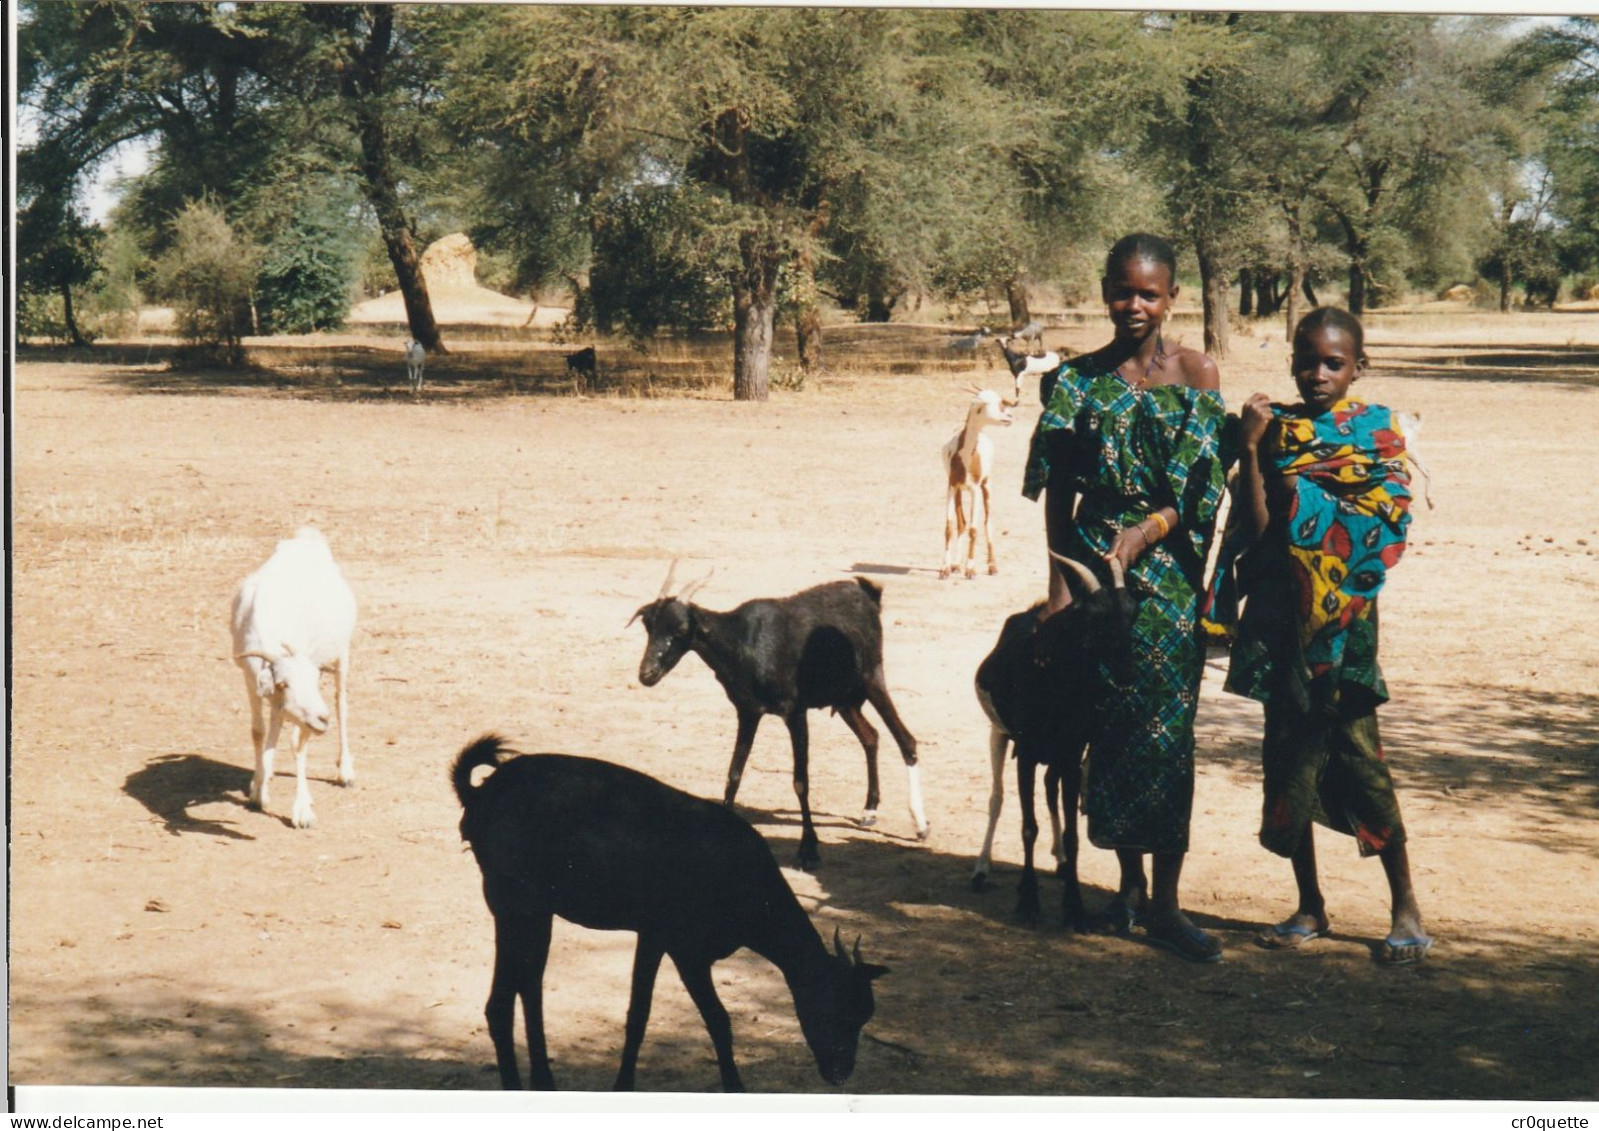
top-left (1208, 306), bottom-right (1432, 966)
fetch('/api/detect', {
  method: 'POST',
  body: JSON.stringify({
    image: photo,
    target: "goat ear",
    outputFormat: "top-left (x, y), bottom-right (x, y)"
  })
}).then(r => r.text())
top-left (235, 650), bottom-right (277, 663)
top-left (626, 603), bottom-right (652, 629)
top-left (859, 962), bottom-right (890, 981)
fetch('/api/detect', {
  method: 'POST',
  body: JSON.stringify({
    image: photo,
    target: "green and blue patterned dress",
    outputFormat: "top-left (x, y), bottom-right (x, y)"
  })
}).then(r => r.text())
top-left (1022, 362), bottom-right (1227, 854)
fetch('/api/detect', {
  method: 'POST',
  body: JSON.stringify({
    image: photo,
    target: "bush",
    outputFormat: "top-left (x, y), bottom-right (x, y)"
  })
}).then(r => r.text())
top-left (150, 198), bottom-right (259, 362)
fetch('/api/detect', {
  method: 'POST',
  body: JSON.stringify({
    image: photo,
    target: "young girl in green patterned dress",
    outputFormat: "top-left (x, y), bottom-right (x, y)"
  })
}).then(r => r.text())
top-left (1023, 233), bottom-right (1228, 963)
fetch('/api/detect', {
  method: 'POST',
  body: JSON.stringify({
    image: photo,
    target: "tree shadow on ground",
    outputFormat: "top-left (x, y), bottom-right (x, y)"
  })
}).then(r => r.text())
top-left (1381, 345), bottom-right (1599, 390)
top-left (11, 812), bottom-right (1599, 1100)
top-left (16, 328), bottom-right (1006, 404)
top-left (122, 753), bottom-right (257, 840)
top-left (1196, 683), bottom-right (1599, 856)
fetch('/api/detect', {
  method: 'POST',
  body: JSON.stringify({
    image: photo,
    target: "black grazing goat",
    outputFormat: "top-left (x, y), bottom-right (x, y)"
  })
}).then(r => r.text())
top-left (453, 735), bottom-right (888, 1092)
top-left (971, 552), bottom-right (1138, 927)
top-left (631, 562), bottom-right (928, 869)
top-left (564, 345), bottom-right (597, 387)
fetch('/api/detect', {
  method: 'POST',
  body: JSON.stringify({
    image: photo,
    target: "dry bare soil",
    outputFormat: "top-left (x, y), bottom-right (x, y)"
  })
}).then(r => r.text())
top-left (9, 310), bottom-right (1599, 1103)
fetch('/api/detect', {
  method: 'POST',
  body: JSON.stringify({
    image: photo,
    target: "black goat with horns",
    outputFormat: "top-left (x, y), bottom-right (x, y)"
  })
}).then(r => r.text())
top-left (971, 551), bottom-right (1139, 927)
top-left (630, 560), bottom-right (928, 869)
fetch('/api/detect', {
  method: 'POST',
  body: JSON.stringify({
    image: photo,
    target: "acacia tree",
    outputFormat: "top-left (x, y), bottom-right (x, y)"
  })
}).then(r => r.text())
top-left (449, 6), bottom-right (967, 399)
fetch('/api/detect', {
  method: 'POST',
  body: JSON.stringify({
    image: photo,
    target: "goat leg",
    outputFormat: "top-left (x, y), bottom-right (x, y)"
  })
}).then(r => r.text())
top-left (334, 651), bottom-right (353, 787)
top-left (864, 679), bottom-right (928, 840)
top-left (723, 709), bottom-right (761, 808)
top-left (972, 726), bottom-right (1008, 890)
top-left (1056, 747), bottom-right (1089, 931)
top-left (1015, 752), bottom-right (1042, 924)
top-left (486, 907), bottom-right (555, 1090)
top-left (787, 711), bottom-right (821, 870)
top-left (980, 477), bottom-right (998, 575)
top-left (614, 937), bottom-right (666, 1091)
top-left (673, 954), bottom-right (744, 1092)
top-left (837, 703), bottom-right (881, 827)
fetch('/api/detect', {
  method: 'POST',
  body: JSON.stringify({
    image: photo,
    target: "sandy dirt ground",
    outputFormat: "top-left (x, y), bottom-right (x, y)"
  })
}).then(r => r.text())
top-left (8, 310), bottom-right (1599, 1105)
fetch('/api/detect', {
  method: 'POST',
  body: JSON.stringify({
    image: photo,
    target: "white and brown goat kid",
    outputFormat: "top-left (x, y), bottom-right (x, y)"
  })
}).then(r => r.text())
top-left (941, 387), bottom-right (1016, 579)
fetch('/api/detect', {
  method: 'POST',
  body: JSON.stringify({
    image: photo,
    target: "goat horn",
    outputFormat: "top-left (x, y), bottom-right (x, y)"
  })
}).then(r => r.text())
top-left (853, 936), bottom-right (863, 965)
top-left (279, 641), bottom-right (297, 658)
top-left (656, 558), bottom-right (680, 601)
top-left (1048, 549), bottom-right (1101, 594)
top-left (833, 927), bottom-right (849, 963)
top-left (678, 567), bottom-right (715, 604)
top-left (1107, 555), bottom-right (1126, 590)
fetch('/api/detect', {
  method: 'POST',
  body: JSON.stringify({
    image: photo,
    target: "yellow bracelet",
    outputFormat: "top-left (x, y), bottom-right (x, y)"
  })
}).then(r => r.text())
top-left (1148, 511), bottom-right (1171, 539)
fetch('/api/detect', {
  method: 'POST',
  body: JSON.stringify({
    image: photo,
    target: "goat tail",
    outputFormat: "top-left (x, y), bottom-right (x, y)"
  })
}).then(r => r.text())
top-left (451, 733), bottom-right (514, 807)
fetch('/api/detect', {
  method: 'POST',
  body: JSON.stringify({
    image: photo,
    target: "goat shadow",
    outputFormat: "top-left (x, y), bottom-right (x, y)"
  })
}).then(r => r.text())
top-left (847, 563), bottom-right (939, 577)
top-left (123, 753), bottom-right (257, 840)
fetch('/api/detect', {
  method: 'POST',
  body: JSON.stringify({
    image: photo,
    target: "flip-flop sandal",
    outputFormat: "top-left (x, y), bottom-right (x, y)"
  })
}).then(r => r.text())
top-left (1379, 934), bottom-right (1433, 966)
top-left (1145, 920), bottom-right (1223, 964)
top-left (1256, 922), bottom-right (1324, 950)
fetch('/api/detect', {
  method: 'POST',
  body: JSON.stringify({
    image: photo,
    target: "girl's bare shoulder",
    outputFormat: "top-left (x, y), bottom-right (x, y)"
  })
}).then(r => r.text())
top-left (1171, 344), bottom-right (1220, 391)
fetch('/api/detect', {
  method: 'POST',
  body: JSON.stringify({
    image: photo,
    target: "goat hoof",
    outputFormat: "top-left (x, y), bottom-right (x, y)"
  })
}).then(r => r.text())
top-left (971, 872), bottom-right (990, 892)
top-left (987, 564), bottom-right (999, 576)
top-left (858, 811), bottom-right (878, 828)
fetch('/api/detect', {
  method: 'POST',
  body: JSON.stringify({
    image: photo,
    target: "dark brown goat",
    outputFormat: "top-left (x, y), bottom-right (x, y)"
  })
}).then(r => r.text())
top-left (453, 735), bottom-right (887, 1092)
top-left (971, 553), bottom-right (1139, 927)
top-left (631, 563), bottom-right (927, 869)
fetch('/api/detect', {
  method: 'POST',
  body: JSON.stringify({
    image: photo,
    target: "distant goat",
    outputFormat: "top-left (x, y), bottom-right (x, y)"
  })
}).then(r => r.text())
top-left (941, 387), bottom-right (1015, 579)
top-left (995, 337), bottom-right (1063, 404)
top-left (1395, 410), bottom-right (1435, 509)
top-left (231, 528), bottom-right (357, 828)
top-left (631, 563), bottom-right (928, 869)
top-left (1009, 319), bottom-right (1044, 352)
top-left (945, 327), bottom-right (989, 354)
top-left (454, 736), bottom-right (887, 1091)
top-left (403, 339), bottom-right (426, 395)
top-left (565, 346), bottom-right (597, 387)
top-left (971, 553), bottom-right (1138, 927)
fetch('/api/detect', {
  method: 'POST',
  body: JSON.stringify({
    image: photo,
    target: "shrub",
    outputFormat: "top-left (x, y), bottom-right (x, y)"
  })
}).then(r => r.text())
top-left (150, 198), bottom-right (259, 363)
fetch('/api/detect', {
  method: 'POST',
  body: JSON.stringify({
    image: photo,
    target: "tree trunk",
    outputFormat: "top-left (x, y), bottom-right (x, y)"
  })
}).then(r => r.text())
top-left (1285, 262), bottom-right (1305, 345)
top-left (1347, 258), bottom-right (1367, 317)
top-left (1197, 247), bottom-right (1230, 360)
top-left (794, 205), bottom-right (827, 370)
top-left (1499, 260), bottom-right (1513, 314)
top-left (59, 281), bottom-right (88, 347)
top-left (1238, 268), bottom-right (1254, 318)
top-left (732, 233), bottom-right (780, 401)
top-left (341, 5), bottom-right (445, 353)
top-left (1005, 277), bottom-right (1031, 327)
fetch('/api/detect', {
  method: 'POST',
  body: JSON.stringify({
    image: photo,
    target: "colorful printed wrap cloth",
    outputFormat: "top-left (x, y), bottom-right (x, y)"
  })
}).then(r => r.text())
top-left (1206, 400), bottom-right (1414, 715)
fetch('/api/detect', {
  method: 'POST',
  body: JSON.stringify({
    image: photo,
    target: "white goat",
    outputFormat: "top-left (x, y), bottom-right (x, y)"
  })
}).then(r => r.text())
top-left (941, 387), bottom-right (1015, 579)
top-left (403, 339), bottom-right (426, 395)
top-left (1395, 410), bottom-right (1435, 509)
top-left (231, 528), bottom-right (358, 829)
top-left (995, 337), bottom-right (1063, 404)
